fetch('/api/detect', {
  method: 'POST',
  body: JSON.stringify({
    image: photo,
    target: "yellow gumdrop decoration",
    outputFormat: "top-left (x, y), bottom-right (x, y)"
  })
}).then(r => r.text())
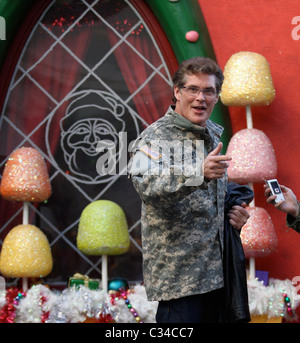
top-left (0, 224), bottom-right (53, 278)
top-left (77, 200), bottom-right (129, 255)
top-left (221, 51), bottom-right (275, 106)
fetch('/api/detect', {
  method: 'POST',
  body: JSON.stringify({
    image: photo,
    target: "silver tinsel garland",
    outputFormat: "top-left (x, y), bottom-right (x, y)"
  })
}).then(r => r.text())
top-left (14, 284), bottom-right (158, 323)
top-left (1, 278), bottom-right (299, 323)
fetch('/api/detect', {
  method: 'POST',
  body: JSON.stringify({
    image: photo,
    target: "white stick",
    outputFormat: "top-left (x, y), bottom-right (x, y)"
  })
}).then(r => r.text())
top-left (22, 201), bottom-right (29, 225)
top-left (248, 182), bottom-right (255, 207)
top-left (246, 106), bottom-right (258, 280)
top-left (102, 254), bottom-right (108, 293)
top-left (22, 277), bottom-right (28, 292)
top-left (22, 201), bottom-right (29, 292)
top-left (246, 105), bottom-right (253, 129)
top-left (247, 182), bottom-right (256, 279)
top-left (0, 276), bottom-right (6, 292)
top-left (249, 257), bottom-right (256, 280)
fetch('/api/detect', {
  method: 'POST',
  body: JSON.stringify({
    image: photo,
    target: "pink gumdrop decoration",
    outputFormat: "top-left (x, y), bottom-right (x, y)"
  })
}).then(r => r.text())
top-left (185, 31), bottom-right (199, 42)
top-left (240, 206), bottom-right (278, 258)
top-left (226, 128), bottom-right (277, 184)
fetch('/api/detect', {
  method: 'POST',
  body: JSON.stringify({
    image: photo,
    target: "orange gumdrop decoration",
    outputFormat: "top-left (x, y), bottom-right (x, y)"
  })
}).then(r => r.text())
top-left (0, 147), bottom-right (51, 202)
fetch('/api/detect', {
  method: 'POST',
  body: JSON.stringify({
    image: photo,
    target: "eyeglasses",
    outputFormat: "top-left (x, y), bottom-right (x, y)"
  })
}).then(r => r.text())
top-left (181, 86), bottom-right (217, 98)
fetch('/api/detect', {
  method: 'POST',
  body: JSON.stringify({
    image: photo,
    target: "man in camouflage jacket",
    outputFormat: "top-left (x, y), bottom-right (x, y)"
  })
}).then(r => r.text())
top-left (130, 57), bottom-right (249, 323)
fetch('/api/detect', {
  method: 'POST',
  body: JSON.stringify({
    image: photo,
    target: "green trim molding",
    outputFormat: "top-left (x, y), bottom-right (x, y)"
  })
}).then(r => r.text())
top-left (145, 0), bottom-right (232, 150)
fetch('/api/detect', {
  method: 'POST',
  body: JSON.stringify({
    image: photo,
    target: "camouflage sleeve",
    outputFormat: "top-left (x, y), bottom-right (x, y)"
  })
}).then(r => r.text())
top-left (130, 146), bottom-right (206, 207)
top-left (286, 202), bottom-right (300, 234)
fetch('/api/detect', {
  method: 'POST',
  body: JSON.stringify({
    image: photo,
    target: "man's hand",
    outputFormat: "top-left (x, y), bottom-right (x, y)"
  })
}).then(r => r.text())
top-left (227, 202), bottom-right (250, 230)
top-left (203, 142), bottom-right (232, 180)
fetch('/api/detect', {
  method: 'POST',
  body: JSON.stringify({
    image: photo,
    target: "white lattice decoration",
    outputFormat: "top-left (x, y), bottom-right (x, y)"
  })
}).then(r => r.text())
top-left (0, 0), bottom-right (172, 285)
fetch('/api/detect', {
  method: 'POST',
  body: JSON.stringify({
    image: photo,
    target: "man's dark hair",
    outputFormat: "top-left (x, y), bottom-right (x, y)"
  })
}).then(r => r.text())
top-left (172, 57), bottom-right (224, 103)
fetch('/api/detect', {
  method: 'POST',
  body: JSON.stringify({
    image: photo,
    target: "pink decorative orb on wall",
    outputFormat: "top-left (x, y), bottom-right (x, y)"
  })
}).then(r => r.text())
top-left (185, 30), bottom-right (199, 42)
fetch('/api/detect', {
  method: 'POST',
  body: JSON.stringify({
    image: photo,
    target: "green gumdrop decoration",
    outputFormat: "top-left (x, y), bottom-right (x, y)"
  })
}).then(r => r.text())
top-left (77, 200), bottom-right (129, 255)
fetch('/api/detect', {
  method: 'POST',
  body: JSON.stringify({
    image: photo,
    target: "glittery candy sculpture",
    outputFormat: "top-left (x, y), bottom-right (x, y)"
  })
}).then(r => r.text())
top-left (240, 207), bottom-right (278, 258)
top-left (222, 52), bottom-right (277, 281)
top-left (77, 200), bottom-right (129, 255)
top-left (0, 147), bottom-right (51, 202)
top-left (226, 128), bottom-right (277, 184)
top-left (221, 51), bottom-right (275, 107)
top-left (77, 200), bottom-right (129, 293)
top-left (0, 224), bottom-right (53, 278)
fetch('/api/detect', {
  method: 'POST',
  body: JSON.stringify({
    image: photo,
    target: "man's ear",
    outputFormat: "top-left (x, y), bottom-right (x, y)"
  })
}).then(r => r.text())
top-left (174, 86), bottom-right (181, 101)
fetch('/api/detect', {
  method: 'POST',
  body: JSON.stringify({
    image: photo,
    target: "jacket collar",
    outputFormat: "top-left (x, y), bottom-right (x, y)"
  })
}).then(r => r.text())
top-left (168, 105), bottom-right (224, 138)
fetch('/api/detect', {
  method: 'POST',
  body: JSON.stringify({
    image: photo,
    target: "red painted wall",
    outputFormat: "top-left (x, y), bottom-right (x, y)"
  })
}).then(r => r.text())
top-left (199, 0), bottom-right (300, 284)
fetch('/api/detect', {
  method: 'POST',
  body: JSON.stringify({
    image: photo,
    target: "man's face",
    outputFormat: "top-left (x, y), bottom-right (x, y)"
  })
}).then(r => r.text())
top-left (174, 72), bottom-right (219, 127)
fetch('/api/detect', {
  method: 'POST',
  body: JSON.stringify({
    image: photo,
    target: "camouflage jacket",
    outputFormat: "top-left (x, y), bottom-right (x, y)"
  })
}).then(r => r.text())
top-left (286, 202), bottom-right (300, 233)
top-left (130, 106), bottom-right (227, 301)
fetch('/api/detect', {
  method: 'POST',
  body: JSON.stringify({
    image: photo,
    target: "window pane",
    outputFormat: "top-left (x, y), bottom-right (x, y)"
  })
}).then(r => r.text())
top-left (0, 0), bottom-right (173, 287)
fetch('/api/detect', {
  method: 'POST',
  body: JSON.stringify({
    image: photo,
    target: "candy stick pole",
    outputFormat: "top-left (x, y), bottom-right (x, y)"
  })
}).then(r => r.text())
top-left (22, 277), bottom-right (28, 292)
top-left (0, 276), bottom-right (5, 292)
top-left (22, 201), bottom-right (29, 225)
top-left (248, 182), bottom-right (255, 207)
top-left (249, 257), bottom-right (256, 280)
top-left (246, 109), bottom-right (256, 280)
top-left (246, 105), bottom-right (253, 129)
top-left (102, 254), bottom-right (108, 293)
top-left (247, 183), bottom-right (256, 279)
top-left (22, 201), bottom-right (29, 292)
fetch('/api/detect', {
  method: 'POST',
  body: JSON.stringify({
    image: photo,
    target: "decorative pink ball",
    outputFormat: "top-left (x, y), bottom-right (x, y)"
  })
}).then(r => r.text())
top-left (185, 31), bottom-right (199, 42)
top-left (241, 206), bottom-right (278, 258)
top-left (226, 128), bottom-right (277, 184)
